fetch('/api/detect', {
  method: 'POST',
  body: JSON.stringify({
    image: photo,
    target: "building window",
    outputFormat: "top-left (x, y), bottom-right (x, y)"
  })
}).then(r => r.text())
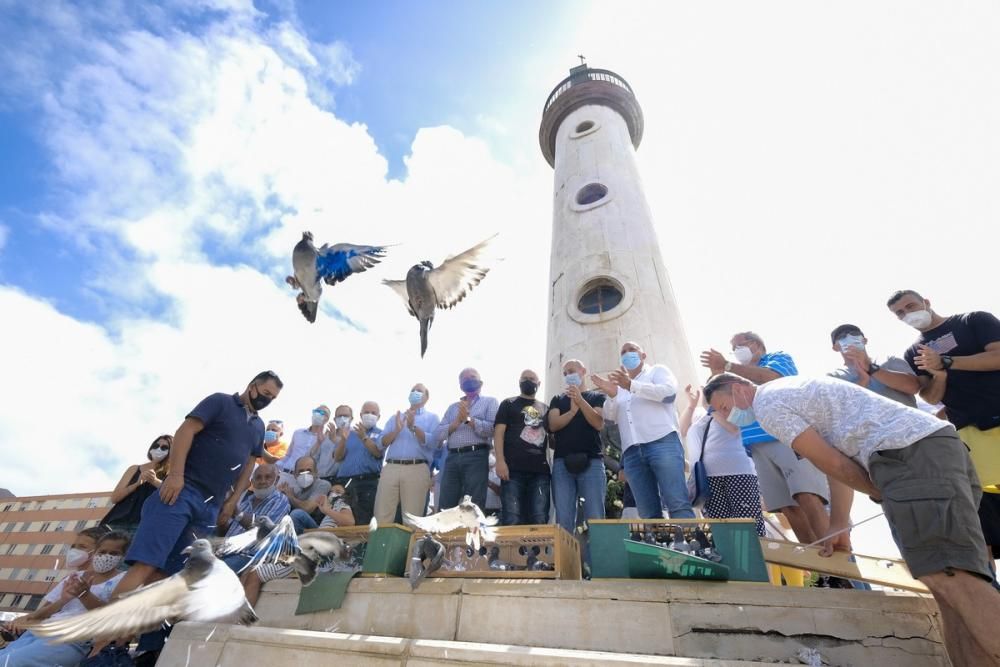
top-left (1, 503), bottom-right (12, 512)
top-left (25, 595), bottom-right (43, 611)
top-left (75, 520), bottom-right (88, 531)
top-left (25, 571), bottom-right (34, 581)
top-left (577, 280), bottom-right (624, 315)
top-left (24, 544), bottom-right (36, 556)
top-left (18, 523), bottom-right (29, 532)
top-left (10, 569), bottom-right (21, 580)
top-left (575, 120), bottom-right (594, 133)
top-left (11, 594), bottom-right (23, 607)
top-left (4, 544), bottom-right (15, 555)
top-left (575, 183), bottom-right (608, 206)
top-left (40, 522), bottom-right (51, 532)
top-left (41, 544), bottom-right (54, 555)
top-left (55, 521), bottom-right (67, 532)
top-left (87, 499), bottom-right (100, 509)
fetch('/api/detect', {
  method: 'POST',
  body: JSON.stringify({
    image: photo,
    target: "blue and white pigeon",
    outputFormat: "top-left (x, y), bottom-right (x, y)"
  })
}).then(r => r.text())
top-left (285, 231), bottom-right (387, 323)
top-left (382, 235), bottom-right (495, 357)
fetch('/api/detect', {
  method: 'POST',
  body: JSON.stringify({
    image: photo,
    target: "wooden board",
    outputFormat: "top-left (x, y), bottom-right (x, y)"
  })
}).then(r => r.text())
top-left (759, 538), bottom-right (928, 593)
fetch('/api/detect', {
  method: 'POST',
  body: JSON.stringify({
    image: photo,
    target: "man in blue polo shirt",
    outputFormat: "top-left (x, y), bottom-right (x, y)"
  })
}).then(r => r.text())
top-left (702, 333), bottom-right (829, 544)
top-left (332, 401), bottom-right (383, 525)
top-left (112, 370), bottom-right (282, 599)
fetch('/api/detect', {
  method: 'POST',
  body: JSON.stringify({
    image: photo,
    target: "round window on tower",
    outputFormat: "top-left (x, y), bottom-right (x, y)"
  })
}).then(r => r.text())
top-left (575, 183), bottom-right (608, 206)
top-left (570, 119), bottom-right (600, 139)
top-left (577, 278), bottom-right (624, 315)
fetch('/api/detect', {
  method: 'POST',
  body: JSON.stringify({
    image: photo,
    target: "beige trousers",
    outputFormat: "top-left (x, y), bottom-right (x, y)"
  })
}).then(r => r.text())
top-left (374, 462), bottom-right (431, 525)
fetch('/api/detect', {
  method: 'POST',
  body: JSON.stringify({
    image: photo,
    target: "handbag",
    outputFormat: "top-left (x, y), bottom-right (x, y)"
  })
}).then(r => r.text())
top-left (686, 418), bottom-right (713, 508)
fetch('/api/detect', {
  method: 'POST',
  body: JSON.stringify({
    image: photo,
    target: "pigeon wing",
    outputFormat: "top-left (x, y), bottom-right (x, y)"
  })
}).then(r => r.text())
top-left (31, 576), bottom-right (190, 644)
top-left (382, 279), bottom-right (416, 316)
top-left (213, 527), bottom-right (262, 557)
top-left (426, 235), bottom-right (496, 310)
top-left (240, 515), bottom-right (299, 573)
top-left (403, 507), bottom-right (464, 534)
top-left (316, 243), bottom-right (387, 287)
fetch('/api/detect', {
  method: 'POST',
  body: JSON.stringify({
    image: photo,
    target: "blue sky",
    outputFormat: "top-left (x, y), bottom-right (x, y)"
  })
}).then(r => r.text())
top-left (1, 0), bottom-right (998, 560)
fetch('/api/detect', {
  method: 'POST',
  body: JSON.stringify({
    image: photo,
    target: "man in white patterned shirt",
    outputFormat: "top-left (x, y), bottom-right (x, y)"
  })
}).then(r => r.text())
top-left (705, 372), bottom-right (997, 666)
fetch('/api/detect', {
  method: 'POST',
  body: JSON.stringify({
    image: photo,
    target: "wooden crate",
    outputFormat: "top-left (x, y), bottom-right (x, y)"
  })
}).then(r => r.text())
top-left (327, 523), bottom-right (413, 577)
top-left (589, 518), bottom-right (770, 583)
top-left (407, 524), bottom-right (581, 580)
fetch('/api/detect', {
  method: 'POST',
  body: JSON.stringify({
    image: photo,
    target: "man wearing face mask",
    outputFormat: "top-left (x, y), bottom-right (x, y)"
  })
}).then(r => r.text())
top-left (592, 342), bottom-right (694, 520)
top-left (828, 324), bottom-right (918, 407)
top-left (493, 369), bottom-right (551, 525)
top-left (547, 360), bottom-right (606, 549)
top-left (374, 384), bottom-right (442, 526)
top-left (701, 333), bottom-right (829, 545)
top-left (888, 290), bottom-right (1000, 562)
top-left (333, 402), bottom-right (383, 525)
top-left (219, 463), bottom-right (290, 572)
top-left (279, 455), bottom-right (332, 533)
top-left (275, 406), bottom-right (331, 481)
top-left (113, 370), bottom-right (282, 602)
top-left (433, 368), bottom-right (499, 511)
top-left (257, 420), bottom-right (288, 466)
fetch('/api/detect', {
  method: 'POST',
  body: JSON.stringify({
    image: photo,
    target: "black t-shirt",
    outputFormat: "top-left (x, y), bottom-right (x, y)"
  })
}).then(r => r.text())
top-left (904, 311), bottom-right (1000, 430)
top-left (494, 396), bottom-right (550, 473)
top-left (546, 391), bottom-right (606, 458)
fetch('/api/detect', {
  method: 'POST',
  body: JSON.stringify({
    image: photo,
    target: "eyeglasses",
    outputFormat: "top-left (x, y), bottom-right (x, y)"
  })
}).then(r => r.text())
top-left (151, 444), bottom-right (170, 451)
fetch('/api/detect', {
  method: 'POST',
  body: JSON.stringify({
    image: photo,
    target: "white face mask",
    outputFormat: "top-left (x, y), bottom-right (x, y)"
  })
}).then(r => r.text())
top-left (733, 346), bottom-right (754, 365)
top-left (311, 411), bottom-right (326, 427)
top-left (296, 472), bottom-right (315, 489)
top-left (149, 448), bottom-right (169, 462)
top-left (335, 416), bottom-right (351, 429)
top-left (253, 484), bottom-right (274, 500)
top-left (903, 309), bottom-right (933, 330)
top-left (91, 553), bottom-right (123, 574)
top-left (360, 413), bottom-right (378, 429)
top-left (66, 548), bottom-right (91, 568)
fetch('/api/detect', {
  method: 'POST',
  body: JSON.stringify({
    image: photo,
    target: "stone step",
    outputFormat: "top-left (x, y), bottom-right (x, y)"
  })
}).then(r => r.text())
top-left (156, 622), bottom-right (789, 666)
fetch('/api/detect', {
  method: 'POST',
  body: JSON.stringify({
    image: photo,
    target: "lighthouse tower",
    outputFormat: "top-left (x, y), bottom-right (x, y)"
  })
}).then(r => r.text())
top-left (539, 63), bottom-right (699, 398)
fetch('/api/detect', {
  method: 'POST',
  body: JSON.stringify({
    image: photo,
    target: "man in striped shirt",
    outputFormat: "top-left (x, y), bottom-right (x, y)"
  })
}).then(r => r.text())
top-left (701, 332), bottom-right (829, 544)
top-left (219, 463), bottom-right (291, 572)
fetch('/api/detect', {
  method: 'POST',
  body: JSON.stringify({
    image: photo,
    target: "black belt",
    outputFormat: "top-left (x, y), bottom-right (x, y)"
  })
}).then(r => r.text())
top-left (387, 458), bottom-right (426, 465)
top-left (450, 444), bottom-right (490, 454)
top-left (338, 472), bottom-right (380, 482)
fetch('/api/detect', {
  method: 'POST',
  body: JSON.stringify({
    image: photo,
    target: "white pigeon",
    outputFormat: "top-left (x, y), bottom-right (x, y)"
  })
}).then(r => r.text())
top-left (219, 516), bottom-right (351, 585)
top-left (31, 539), bottom-right (256, 643)
top-left (404, 495), bottom-right (498, 550)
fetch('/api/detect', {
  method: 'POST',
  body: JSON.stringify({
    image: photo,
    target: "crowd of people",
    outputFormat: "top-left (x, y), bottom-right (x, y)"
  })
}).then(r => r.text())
top-left (2, 289), bottom-right (999, 667)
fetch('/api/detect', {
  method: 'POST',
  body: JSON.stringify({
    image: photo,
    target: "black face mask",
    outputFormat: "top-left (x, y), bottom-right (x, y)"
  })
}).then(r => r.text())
top-left (519, 380), bottom-right (538, 396)
top-left (249, 385), bottom-right (273, 411)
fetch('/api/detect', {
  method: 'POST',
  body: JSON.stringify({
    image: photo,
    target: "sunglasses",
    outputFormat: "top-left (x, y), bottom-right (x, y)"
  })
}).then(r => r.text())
top-left (150, 444), bottom-right (170, 451)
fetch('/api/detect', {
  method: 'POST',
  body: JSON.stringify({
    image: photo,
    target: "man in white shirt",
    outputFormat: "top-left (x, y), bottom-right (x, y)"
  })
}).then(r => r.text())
top-left (592, 341), bottom-right (694, 519)
top-left (704, 372), bottom-right (996, 666)
top-left (276, 405), bottom-right (337, 484)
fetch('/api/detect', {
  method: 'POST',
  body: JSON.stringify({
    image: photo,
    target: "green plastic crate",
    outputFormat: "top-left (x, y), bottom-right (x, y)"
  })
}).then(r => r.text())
top-left (331, 524), bottom-right (413, 577)
top-left (589, 518), bottom-right (769, 582)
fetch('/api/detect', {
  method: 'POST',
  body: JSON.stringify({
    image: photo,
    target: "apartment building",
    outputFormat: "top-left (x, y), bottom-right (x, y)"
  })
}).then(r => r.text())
top-left (0, 492), bottom-right (113, 613)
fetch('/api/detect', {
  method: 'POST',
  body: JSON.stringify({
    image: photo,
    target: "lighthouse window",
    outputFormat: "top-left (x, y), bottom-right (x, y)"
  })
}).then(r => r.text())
top-left (578, 282), bottom-right (623, 315)
top-left (575, 120), bottom-right (594, 133)
top-left (576, 183), bottom-right (608, 206)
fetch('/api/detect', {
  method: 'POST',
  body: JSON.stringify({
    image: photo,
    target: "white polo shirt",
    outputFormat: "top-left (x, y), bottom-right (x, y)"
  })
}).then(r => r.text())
top-left (603, 363), bottom-right (680, 451)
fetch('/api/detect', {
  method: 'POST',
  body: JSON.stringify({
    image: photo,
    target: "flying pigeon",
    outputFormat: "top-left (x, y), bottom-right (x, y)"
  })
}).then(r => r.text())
top-left (291, 532), bottom-right (352, 586)
top-left (286, 231), bottom-right (388, 323)
top-left (408, 535), bottom-right (446, 590)
top-left (404, 495), bottom-right (498, 551)
top-left (31, 539), bottom-right (256, 644)
top-left (230, 516), bottom-right (352, 586)
top-left (382, 235), bottom-right (495, 357)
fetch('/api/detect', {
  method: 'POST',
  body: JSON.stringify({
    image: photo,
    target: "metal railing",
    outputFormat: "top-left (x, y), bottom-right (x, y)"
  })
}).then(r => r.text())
top-left (543, 68), bottom-right (635, 113)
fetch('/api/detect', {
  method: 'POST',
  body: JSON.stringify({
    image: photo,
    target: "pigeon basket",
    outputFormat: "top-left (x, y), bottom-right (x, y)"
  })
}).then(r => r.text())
top-left (407, 524), bottom-right (582, 580)
top-left (328, 523), bottom-right (414, 577)
top-left (588, 518), bottom-right (770, 583)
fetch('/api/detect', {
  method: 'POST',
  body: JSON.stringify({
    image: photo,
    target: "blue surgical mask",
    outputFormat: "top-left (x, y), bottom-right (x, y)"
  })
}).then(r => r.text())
top-left (621, 351), bottom-right (641, 370)
top-left (460, 378), bottom-right (482, 394)
top-left (408, 390), bottom-right (424, 405)
top-left (263, 430), bottom-right (278, 444)
top-left (727, 405), bottom-right (757, 428)
top-left (564, 373), bottom-right (582, 387)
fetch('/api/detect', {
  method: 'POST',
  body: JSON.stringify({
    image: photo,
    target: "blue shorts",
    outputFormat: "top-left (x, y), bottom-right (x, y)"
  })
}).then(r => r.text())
top-left (125, 484), bottom-right (221, 575)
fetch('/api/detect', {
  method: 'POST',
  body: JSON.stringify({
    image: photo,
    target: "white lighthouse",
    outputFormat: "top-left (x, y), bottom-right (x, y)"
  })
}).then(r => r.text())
top-left (539, 63), bottom-right (699, 398)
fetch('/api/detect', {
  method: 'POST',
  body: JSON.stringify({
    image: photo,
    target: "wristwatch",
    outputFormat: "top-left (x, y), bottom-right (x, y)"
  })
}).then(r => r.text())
top-left (940, 355), bottom-right (954, 370)
top-left (867, 362), bottom-right (880, 375)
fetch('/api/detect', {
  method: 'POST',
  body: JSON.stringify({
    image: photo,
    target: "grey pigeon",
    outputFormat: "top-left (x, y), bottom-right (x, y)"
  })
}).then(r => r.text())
top-left (31, 539), bottom-right (256, 643)
top-left (286, 231), bottom-right (387, 323)
top-left (408, 535), bottom-right (445, 590)
top-left (383, 235), bottom-right (495, 356)
top-left (290, 532), bottom-right (352, 586)
top-left (404, 495), bottom-right (498, 551)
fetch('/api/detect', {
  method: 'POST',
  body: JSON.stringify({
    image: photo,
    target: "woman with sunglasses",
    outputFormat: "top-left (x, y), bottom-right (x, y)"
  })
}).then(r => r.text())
top-left (100, 435), bottom-right (173, 534)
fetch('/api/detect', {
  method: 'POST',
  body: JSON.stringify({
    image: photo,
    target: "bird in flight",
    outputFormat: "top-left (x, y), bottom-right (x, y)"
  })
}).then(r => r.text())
top-left (383, 235), bottom-right (496, 357)
top-left (404, 495), bottom-right (498, 551)
top-left (286, 231), bottom-right (387, 323)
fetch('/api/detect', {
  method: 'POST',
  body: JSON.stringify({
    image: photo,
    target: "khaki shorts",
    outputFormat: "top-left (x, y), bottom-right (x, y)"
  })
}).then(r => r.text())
top-left (751, 440), bottom-right (829, 512)
top-left (868, 427), bottom-right (991, 580)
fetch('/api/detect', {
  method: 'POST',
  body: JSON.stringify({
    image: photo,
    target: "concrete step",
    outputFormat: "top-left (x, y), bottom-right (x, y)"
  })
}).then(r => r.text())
top-left (156, 622), bottom-right (790, 666)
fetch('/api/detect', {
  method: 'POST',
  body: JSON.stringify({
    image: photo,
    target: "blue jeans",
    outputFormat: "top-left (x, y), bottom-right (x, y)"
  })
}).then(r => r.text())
top-left (500, 470), bottom-right (551, 525)
top-left (552, 457), bottom-right (606, 564)
top-left (290, 508), bottom-right (319, 534)
top-left (0, 630), bottom-right (89, 666)
top-left (622, 432), bottom-right (694, 519)
top-left (439, 447), bottom-right (489, 510)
